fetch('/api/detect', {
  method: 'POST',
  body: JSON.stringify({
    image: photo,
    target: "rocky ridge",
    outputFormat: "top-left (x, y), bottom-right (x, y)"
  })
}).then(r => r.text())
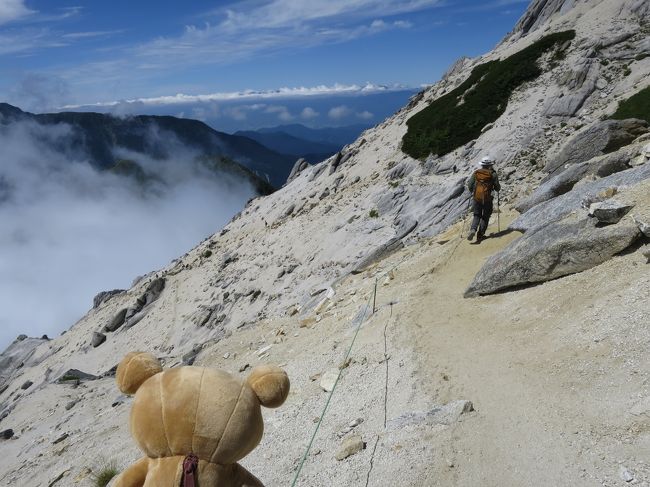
top-left (1, 0), bottom-right (650, 485)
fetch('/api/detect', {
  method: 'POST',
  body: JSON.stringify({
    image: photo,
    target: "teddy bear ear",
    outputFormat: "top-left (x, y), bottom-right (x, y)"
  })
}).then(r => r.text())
top-left (246, 365), bottom-right (290, 408)
top-left (116, 352), bottom-right (163, 395)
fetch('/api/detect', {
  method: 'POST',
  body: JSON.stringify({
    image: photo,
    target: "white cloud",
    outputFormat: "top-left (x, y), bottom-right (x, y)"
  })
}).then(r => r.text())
top-left (222, 103), bottom-right (276, 120)
top-left (300, 107), bottom-right (319, 120)
top-left (0, 11), bottom-right (108, 57)
top-left (264, 105), bottom-right (284, 113)
top-left (0, 7), bottom-right (95, 59)
top-left (264, 105), bottom-right (293, 121)
top-left (369, 18), bottom-right (410, 30)
top-left (212, 0), bottom-right (441, 30)
top-left (356, 110), bottom-right (374, 120)
top-left (127, 1), bottom-right (443, 73)
top-left (0, 1), bottom-right (435, 106)
top-left (453, 0), bottom-right (528, 12)
top-left (328, 105), bottom-right (352, 120)
top-left (0, 0), bottom-right (34, 25)
top-left (63, 83), bottom-right (406, 109)
top-left (0, 119), bottom-right (255, 349)
top-left (393, 20), bottom-right (413, 28)
top-left (1, 1), bottom-right (437, 104)
top-left (62, 30), bottom-right (122, 40)
top-left (190, 102), bottom-right (220, 121)
top-left (225, 106), bottom-right (248, 121)
top-left (0, 28), bottom-right (68, 55)
top-left (278, 111), bottom-right (293, 122)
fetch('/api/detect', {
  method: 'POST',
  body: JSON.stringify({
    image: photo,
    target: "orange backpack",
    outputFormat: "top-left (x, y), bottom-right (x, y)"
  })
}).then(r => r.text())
top-left (473, 168), bottom-right (494, 203)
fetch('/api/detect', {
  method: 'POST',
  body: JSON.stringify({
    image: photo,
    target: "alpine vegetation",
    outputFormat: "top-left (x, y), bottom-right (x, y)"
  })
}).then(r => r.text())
top-left (402, 30), bottom-right (576, 159)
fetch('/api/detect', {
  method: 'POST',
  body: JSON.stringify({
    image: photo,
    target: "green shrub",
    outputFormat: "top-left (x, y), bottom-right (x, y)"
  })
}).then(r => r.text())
top-left (611, 85), bottom-right (650, 123)
top-left (552, 48), bottom-right (567, 61)
top-left (369, 209), bottom-right (379, 218)
top-left (92, 462), bottom-right (119, 487)
top-left (388, 180), bottom-right (400, 188)
top-left (600, 59), bottom-right (610, 66)
top-left (401, 30), bottom-right (576, 159)
top-left (623, 67), bottom-right (632, 77)
top-left (635, 53), bottom-right (649, 61)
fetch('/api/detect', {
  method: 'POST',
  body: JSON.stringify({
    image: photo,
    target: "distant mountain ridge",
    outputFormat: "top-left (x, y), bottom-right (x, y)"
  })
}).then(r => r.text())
top-left (234, 129), bottom-right (338, 164)
top-left (0, 103), bottom-right (295, 188)
top-left (256, 123), bottom-right (370, 146)
top-left (235, 123), bottom-right (371, 164)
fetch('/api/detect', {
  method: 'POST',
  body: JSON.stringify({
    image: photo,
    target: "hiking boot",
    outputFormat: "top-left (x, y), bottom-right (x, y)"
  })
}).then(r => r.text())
top-left (467, 230), bottom-right (475, 242)
top-left (476, 233), bottom-right (485, 243)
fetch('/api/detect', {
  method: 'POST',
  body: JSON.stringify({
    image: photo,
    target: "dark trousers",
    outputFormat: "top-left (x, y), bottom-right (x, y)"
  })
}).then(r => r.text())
top-left (470, 199), bottom-right (493, 237)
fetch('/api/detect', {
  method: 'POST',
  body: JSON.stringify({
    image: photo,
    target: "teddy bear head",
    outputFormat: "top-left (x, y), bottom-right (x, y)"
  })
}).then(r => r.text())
top-left (116, 351), bottom-right (289, 465)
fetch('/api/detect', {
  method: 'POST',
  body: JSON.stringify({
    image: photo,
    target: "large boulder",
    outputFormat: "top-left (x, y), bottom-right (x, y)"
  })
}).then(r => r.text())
top-left (543, 59), bottom-right (599, 118)
top-left (397, 177), bottom-right (468, 239)
top-left (516, 151), bottom-right (631, 213)
top-left (104, 307), bottom-right (128, 332)
top-left (0, 336), bottom-right (48, 392)
top-left (137, 277), bottom-right (165, 307)
top-left (329, 151), bottom-right (352, 175)
top-left (387, 160), bottom-right (417, 180)
top-left (544, 119), bottom-right (648, 175)
top-left (423, 155), bottom-right (458, 175)
top-left (465, 216), bottom-right (641, 297)
top-left (92, 289), bottom-right (125, 309)
top-left (511, 162), bottom-right (650, 233)
top-left (284, 158), bottom-right (310, 185)
top-left (351, 220), bottom-right (418, 274)
top-left (510, 0), bottom-right (575, 36)
top-left (91, 331), bottom-right (107, 348)
top-left (56, 369), bottom-right (98, 383)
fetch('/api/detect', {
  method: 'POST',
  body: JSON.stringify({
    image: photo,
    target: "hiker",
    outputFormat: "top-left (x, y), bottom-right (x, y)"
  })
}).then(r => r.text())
top-left (466, 155), bottom-right (500, 242)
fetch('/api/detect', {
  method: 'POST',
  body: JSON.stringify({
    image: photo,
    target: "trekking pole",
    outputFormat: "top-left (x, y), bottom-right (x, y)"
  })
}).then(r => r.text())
top-left (460, 196), bottom-right (471, 238)
top-left (372, 278), bottom-right (378, 314)
top-left (497, 191), bottom-right (501, 233)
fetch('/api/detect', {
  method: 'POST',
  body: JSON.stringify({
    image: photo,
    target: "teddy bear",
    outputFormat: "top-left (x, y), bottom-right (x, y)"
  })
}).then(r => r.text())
top-left (111, 351), bottom-right (290, 487)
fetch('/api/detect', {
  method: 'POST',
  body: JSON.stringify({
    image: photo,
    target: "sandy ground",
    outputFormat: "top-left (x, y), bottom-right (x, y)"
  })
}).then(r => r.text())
top-left (219, 207), bottom-right (649, 487)
top-left (383, 213), bottom-right (650, 487)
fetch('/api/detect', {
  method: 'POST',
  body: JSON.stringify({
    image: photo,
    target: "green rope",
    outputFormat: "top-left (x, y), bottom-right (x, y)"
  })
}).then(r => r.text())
top-left (289, 238), bottom-right (431, 486)
top-left (290, 289), bottom-right (374, 486)
top-left (290, 212), bottom-right (471, 485)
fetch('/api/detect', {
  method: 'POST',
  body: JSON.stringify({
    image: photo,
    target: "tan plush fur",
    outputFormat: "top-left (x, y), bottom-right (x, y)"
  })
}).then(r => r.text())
top-left (112, 352), bottom-right (289, 487)
top-left (246, 365), bottom-right (290, 408)
top-left (116, 352), bottom-right (163, 395)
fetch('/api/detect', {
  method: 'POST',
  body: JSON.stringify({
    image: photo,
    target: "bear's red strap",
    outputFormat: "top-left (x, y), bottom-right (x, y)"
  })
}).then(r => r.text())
top-left (182, 453), bottom-right (199, 487)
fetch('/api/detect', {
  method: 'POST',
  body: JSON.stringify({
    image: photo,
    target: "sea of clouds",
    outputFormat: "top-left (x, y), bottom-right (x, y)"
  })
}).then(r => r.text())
top-left (0, 118), bottom-right (256, 350)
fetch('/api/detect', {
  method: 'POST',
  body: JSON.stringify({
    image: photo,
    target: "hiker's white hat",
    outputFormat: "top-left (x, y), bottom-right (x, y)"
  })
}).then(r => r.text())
top-left (480, 155), bottom-right (495, 166)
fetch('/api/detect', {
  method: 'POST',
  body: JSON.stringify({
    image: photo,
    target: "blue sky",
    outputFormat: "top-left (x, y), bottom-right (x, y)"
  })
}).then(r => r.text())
top-left (0, 0), bottom-right (530, 124)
